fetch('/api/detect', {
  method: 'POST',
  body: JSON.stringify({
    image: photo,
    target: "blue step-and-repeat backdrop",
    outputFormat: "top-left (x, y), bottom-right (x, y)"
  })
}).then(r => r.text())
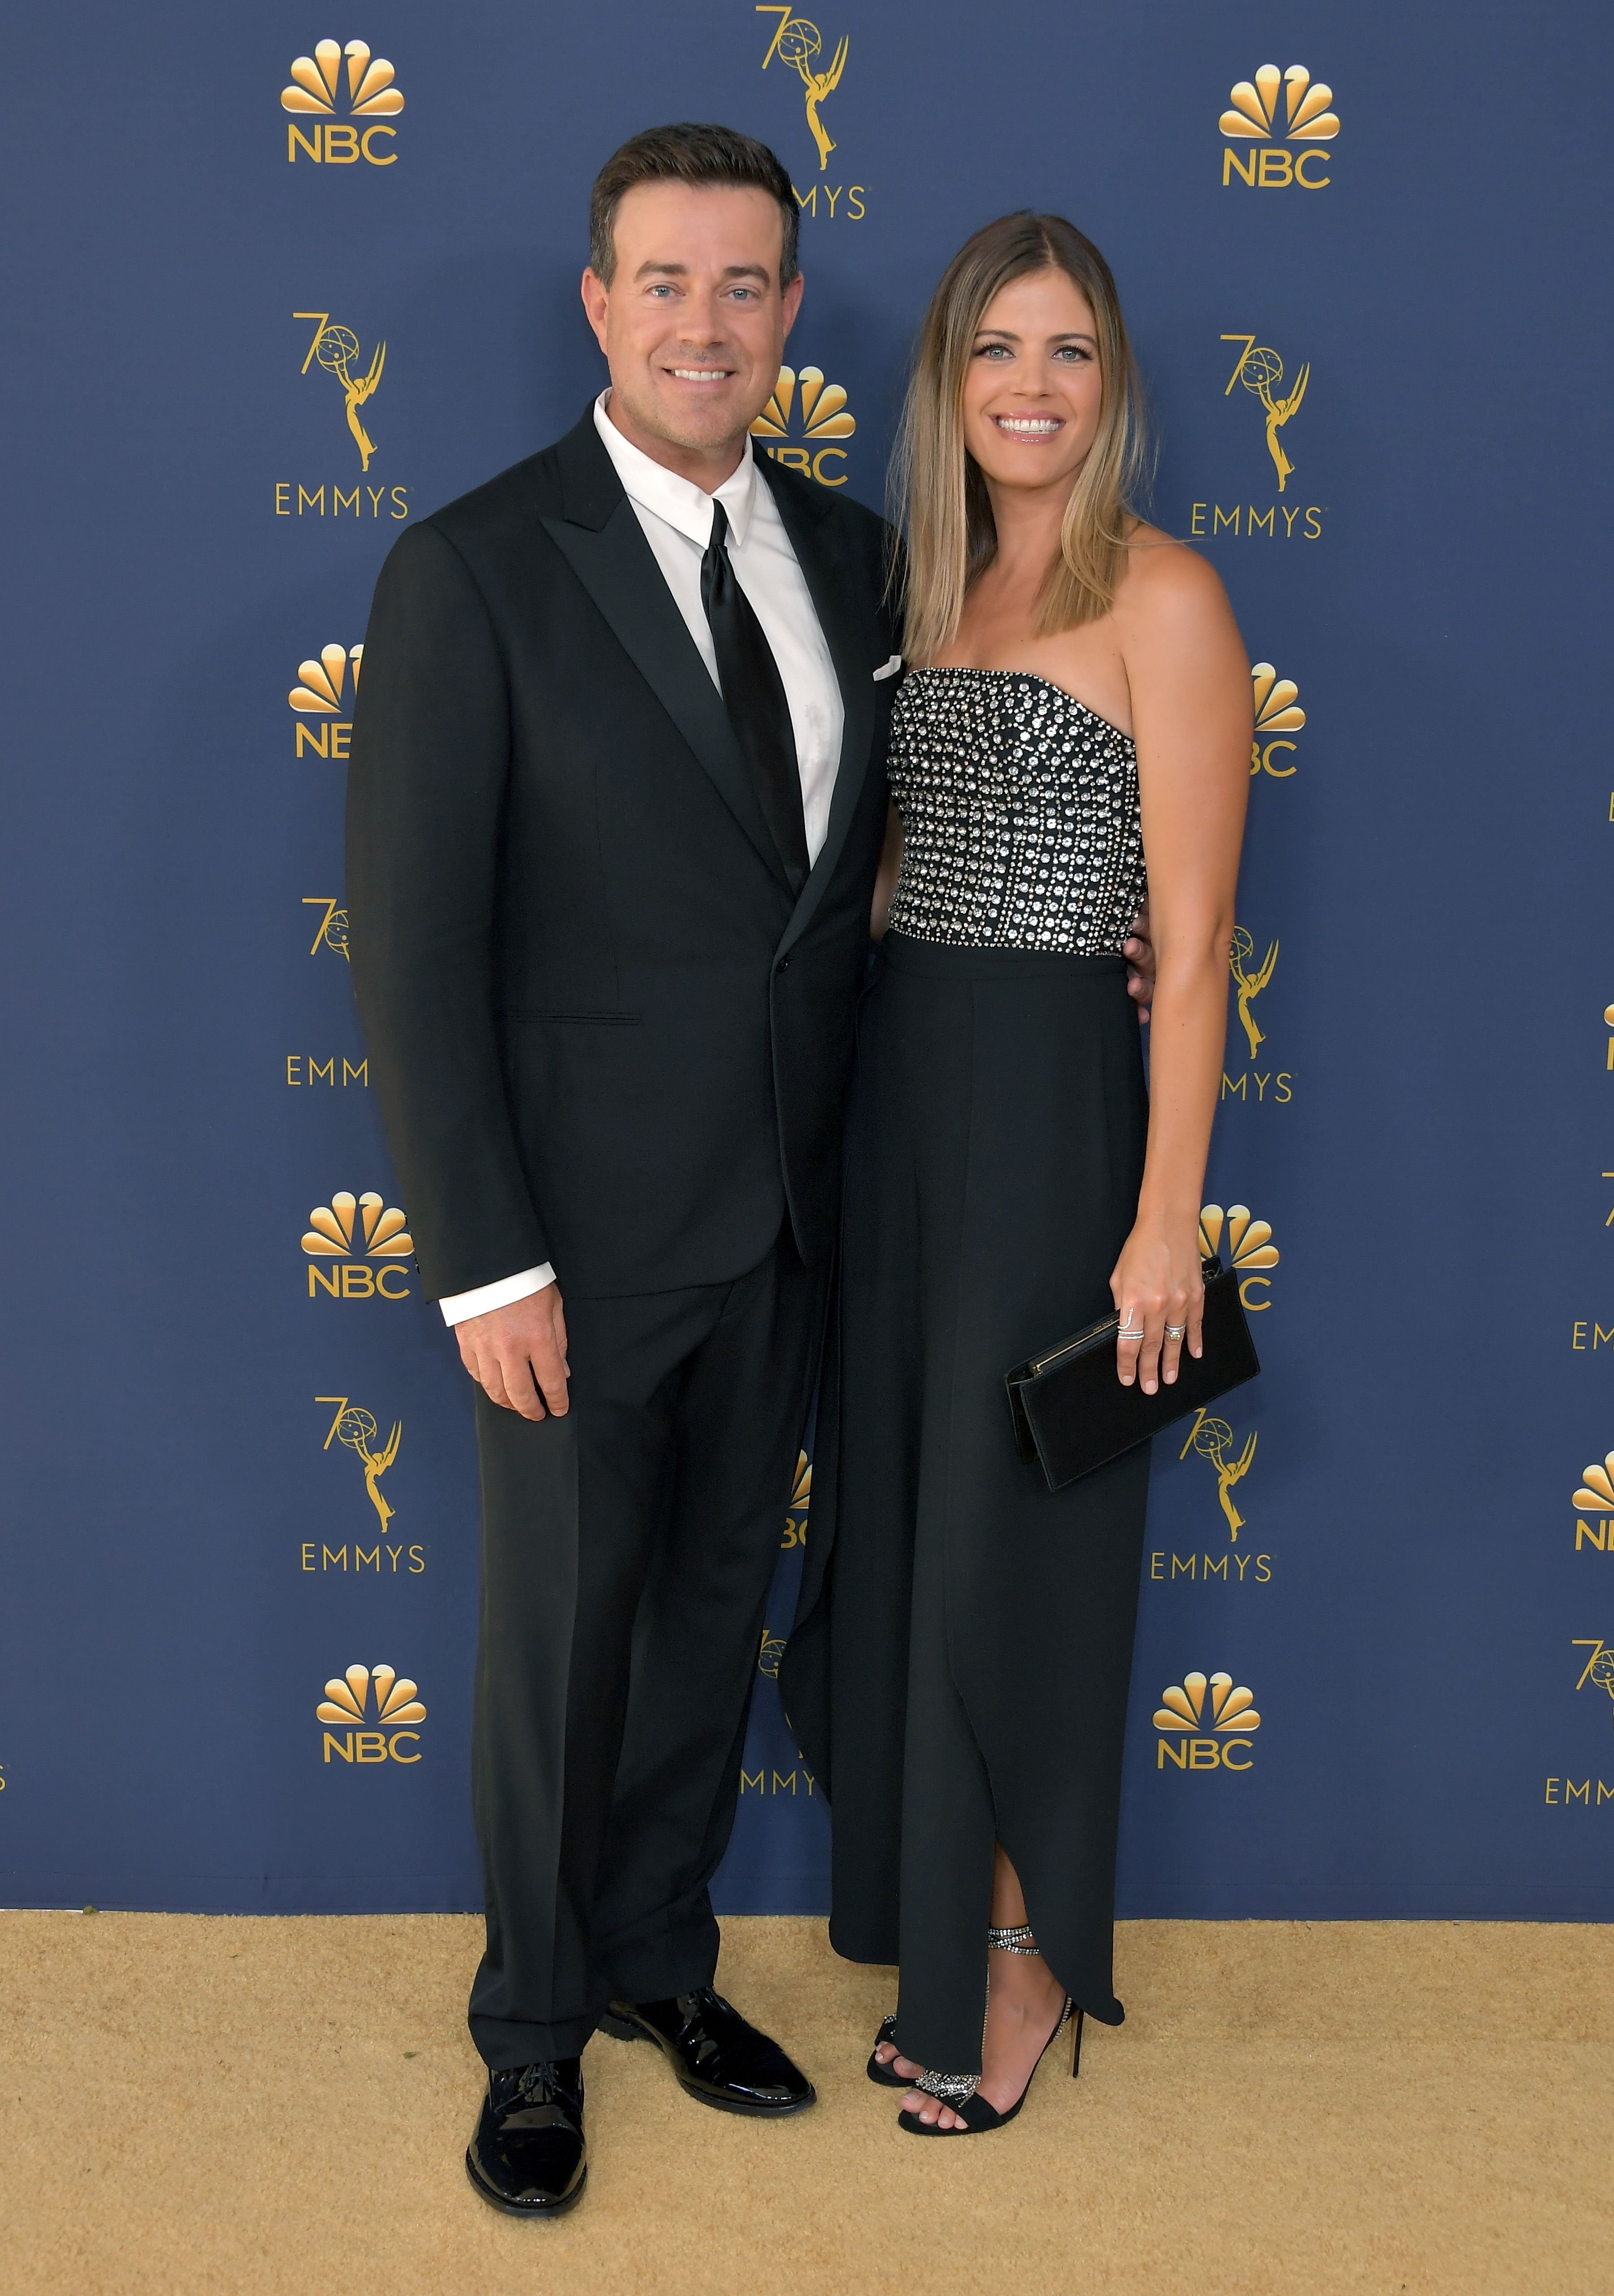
top-left (4, 1), bottom-right (1611, 1920)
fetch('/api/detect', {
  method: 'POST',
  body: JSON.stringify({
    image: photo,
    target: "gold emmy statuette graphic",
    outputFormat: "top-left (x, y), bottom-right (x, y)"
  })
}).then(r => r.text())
top-left (781, 1448), bottom-right (811, 1548)
top-left (295, 313), bottom-right (385, 471)
top-left (1180, 1406), bottom-right (1257, 1541)
top-left (757, 1627), bottom-right (787, 1678)
top-left (751, 366), bottom-right (855, 485)
top-left (1198, 1205), bottom-right (1279, 1310)
top-left (1573, 1639), bottom-right (1614, 1727)
top-left (316, 1662), bottom-right (426, 1764)
top-left (1154, 1670), bottom-right (1260, 1769)
top-left (1219, 65), bottom-right (1337, 187)
top-left (302, 1191), bottom-right (413, 1298)
top-left (1223, 337), bottom-right (1309, 494)
top-left (758, 9), bottom-right (848, 172)
top-left (282, 39), bottom-right (403, 163)
top-left (318, 1397), bottom-right (401, 1535)
top-left (1228, 929), bottom-right (1278, 1056)
top-left (1251, 663), bottom-right (1305, 776)
top-left (303, 897), bottom-right (350, 961)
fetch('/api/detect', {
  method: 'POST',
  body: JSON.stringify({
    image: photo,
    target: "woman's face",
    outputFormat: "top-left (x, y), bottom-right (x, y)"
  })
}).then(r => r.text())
top-left (960, 266), bottom-right (1104, 494)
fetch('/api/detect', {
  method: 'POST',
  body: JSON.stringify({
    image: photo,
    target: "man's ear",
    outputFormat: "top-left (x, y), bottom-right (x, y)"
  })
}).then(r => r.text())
top-left (781, 270), bottom-right (805, 343)
top-left (580, 268), bottom-right (610, 357)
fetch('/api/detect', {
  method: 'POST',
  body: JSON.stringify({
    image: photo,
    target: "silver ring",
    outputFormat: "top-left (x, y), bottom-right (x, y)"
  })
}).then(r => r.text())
top-left (1164, 1323), bottom-right (1187, 1340)
top-left (1118, 1326), bottom-right (1146, 1340)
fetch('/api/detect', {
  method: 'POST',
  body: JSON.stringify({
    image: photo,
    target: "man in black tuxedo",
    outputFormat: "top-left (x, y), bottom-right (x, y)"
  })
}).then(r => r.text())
top-left (346, 123), bottom-right (901, 2216)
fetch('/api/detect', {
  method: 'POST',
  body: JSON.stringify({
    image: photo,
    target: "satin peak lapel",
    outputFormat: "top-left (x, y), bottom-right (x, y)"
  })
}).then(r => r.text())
top-left (542, 430), bottom-right (789, 889)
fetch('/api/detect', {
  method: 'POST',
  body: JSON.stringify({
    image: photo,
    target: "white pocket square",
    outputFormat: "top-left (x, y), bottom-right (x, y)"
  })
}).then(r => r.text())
top-left (873, 655), bottom-right (903, 681)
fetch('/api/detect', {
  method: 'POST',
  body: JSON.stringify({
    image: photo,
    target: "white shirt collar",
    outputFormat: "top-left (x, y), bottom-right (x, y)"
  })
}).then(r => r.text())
top-left (594, 391), bottom-right (759, 551)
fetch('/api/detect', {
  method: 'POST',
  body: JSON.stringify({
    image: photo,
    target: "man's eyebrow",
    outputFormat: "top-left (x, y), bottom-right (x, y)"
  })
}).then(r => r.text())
top-left (632, 260), bottom-right (773, 283)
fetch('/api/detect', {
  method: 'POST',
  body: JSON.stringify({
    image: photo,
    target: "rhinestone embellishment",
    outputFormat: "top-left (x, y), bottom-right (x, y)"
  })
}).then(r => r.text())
top-left (886, 668), bottom-right (1147, 953)
top-left (915, 2065), bottom-right (980, 2104)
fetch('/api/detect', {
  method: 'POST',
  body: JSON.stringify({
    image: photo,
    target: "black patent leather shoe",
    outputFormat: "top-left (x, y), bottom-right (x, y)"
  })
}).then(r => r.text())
top-left (599, 1986), bottom-right (815, 2115)
top-left (465, 2058), bottom-right (587, 2217)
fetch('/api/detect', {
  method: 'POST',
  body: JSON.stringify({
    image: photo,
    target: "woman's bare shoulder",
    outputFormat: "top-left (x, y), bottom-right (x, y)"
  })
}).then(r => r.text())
top-left (1116, 522), bottom-right (1234, 629)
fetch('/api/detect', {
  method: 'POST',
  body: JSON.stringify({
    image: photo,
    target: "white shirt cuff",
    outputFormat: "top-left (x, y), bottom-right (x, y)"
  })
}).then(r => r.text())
top-left (438, 1264), bottom-right (556, 1326)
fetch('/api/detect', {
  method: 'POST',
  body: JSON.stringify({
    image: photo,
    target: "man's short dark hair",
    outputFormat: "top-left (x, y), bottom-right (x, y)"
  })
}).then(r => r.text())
top-left (590, 122), bottom-right (800, 288)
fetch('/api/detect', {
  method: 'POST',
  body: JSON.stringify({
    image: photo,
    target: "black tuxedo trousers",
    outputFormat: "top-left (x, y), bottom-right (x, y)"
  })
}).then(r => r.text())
top-left (347, 411), bottom-right (899, 2062)
top-left (469, 1228), bottom-right (824, 2065)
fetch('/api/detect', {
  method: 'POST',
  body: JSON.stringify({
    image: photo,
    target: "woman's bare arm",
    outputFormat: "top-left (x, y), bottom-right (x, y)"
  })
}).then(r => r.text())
top-left (1108, 541), bottom-right (1251, 1393)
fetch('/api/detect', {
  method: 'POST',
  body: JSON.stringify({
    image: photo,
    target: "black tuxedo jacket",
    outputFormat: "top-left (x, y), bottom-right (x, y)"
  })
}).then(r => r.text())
top-left (346, 407), bottom-right (901, 1301)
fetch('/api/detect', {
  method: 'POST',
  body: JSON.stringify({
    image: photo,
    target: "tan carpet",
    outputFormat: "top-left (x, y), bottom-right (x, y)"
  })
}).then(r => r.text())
top-left (4, 1910), bottom-right (1610, 2295)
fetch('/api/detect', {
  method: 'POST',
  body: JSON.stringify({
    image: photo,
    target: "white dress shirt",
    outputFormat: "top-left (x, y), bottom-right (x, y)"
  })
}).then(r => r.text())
top-left (438, 393), bottom-right (844, 1327)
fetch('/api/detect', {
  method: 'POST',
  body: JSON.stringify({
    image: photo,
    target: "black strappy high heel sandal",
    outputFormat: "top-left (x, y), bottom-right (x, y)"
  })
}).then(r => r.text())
top-left (865, 2013), bottom-right (911, 2088)
top-left (896, 1924), bottom-right (1085, 2137)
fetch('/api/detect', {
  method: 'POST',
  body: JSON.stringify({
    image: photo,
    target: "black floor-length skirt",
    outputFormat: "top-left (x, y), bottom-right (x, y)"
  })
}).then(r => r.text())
top-left (783, 932), bottom-right (1152, 2077)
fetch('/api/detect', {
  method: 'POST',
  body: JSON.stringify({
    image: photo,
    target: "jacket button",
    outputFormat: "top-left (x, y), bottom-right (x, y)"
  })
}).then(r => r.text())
top-left (776, 957), bottom-right (790, 973)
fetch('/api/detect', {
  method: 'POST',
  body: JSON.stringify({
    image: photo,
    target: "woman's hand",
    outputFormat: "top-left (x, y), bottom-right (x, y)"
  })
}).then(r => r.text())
top-left (1111, 1218), bottom-right (1203, 1395)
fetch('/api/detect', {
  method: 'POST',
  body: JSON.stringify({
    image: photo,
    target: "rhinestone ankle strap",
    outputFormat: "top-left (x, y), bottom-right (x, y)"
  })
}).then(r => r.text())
top-left (988, 1923), bottom-right (1041, 1955)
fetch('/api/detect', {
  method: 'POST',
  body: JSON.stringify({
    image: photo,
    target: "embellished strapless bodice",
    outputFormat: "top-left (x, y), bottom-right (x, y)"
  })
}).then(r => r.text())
top-left (885, 668), bottom-right (1146, 952)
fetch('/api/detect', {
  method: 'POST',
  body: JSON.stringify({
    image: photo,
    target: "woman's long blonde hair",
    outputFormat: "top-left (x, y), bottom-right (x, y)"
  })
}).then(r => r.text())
top-left (893, 212), bottom-right (1148, 664)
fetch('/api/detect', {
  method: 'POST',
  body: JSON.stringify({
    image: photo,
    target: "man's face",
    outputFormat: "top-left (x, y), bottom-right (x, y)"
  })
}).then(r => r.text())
top-left (581, 181), bottom-right (803, 472)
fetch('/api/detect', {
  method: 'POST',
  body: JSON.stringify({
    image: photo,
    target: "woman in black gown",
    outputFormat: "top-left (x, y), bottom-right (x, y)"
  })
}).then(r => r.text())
top-left (783, 215), bottom-right (1251, 2134)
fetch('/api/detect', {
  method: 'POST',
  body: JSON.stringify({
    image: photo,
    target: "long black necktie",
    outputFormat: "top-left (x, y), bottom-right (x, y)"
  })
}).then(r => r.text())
top-left (700, 498), bottom-right (809, 891)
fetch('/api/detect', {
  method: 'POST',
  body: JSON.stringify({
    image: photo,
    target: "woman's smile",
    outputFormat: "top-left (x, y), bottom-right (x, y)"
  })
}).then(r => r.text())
top-left (990, 412), bottom-right (1064, 440)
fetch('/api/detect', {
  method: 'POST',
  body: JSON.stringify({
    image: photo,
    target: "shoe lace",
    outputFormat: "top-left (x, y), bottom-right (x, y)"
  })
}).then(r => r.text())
top-left (495, 2060), bottom-right (577, 2116)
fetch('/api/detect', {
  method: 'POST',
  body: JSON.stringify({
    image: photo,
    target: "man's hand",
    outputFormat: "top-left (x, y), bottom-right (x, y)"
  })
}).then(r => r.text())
top-left (1124, 900), bottom-right (1156, 1024)
top-left (456, 1286), bottom-right (570, 1421)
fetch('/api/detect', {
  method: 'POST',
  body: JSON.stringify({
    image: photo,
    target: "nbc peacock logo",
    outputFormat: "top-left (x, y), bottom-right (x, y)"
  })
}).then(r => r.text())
top-left (1219, 64), bottom-right (1337, 188)
top-left (1199, 1205), bottom-right (1280, 1310)
top-left (282, 39), bottom-right (403, 164)
top-left (1154, 1670), bottom-right (1261, 1770)
top-left (317, 1663), bottom-right (425, 1763)
top-left (751, 368), bottom-right (855, 487)
top-left (302, 1191), bottom-right (413, 1300)
top-left (1572, 1453), bottom-right (1614, 1555)
top-left (1251, 663), bottom-right (1305, 778)
top-left (289, 644), bottom-right (362, 758)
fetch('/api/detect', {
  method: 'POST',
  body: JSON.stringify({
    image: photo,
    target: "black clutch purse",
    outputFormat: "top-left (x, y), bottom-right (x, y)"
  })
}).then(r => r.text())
top-left (1005, 1256), bottom-right (1260, 1492)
